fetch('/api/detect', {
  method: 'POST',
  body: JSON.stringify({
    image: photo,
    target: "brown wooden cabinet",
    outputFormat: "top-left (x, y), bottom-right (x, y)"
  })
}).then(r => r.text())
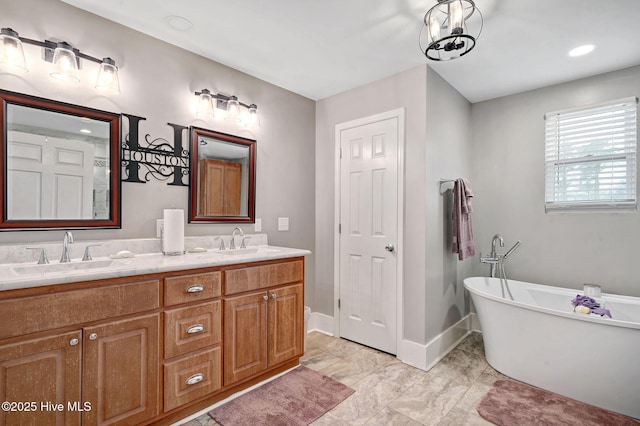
top-left (0, 256), bottom-right (305, 426)
top-left (223, 259), bottom-right (304, 387)
top-left (268, 284), bottom-right (304, 366)
top-left (162, 271), bottom-right (223, 413)
top-left (0, 330), bottom-right (82, 426)
top-left (223, 291), bottom-right (268, 385)
top-left (82, 314), bottom-right (160, 426)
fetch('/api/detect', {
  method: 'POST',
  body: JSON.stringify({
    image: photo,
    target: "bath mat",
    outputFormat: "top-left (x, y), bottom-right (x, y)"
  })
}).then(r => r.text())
top-left (477, 379), bottom-right (640, 426)
top-left (208, 366), bottom-right (354, 425)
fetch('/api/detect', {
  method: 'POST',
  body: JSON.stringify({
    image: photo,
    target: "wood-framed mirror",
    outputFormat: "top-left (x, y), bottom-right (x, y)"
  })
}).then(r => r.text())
top-left (189, 127), bottom-right (256, 223)
top-left (0, 90), bottom-right (121, 230)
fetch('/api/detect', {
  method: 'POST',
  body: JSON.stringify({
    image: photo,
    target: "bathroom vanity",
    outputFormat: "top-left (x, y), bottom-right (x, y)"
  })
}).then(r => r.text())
top-left (0, 245), bottom-right (308, 426)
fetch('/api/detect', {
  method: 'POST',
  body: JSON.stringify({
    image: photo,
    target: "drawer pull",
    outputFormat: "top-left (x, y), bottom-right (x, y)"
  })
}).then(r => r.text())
top-left (186, 284), bottom-right (204, 293)
top-left (185, 373), bottom-right (204, 386)
top-left (186, 324), bottom-right (205, 334)
top-left (70, 338), bottom-right (79, 346)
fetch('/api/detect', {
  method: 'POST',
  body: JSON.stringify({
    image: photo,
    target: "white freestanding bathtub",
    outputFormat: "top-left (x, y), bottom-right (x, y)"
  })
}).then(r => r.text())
top-left (464, 276), bottom-right (640, 419)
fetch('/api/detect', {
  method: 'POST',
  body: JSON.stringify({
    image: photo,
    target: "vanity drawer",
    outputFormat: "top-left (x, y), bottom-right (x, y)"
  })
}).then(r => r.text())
top-left (164, 346), bottom-right (222, 412)
top-left (0, 279), bottom-right (160, 339)
top-left (224, 259), bottom-right (303, 295)
top-left (164, 271), bottom-right (221, 306)
top-left (164, 301), bottom-right (221, 358)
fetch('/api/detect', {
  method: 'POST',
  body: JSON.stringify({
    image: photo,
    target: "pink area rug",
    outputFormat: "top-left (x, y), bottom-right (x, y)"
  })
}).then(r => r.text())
top-left (209, 366), bottom-right (354, 425)
top-left (477, 379), bottom-right (640, 426)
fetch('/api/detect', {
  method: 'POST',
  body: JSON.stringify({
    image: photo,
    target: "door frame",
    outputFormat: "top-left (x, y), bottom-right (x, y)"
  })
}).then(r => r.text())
top-left (333, 108), bottom-right (405, 352)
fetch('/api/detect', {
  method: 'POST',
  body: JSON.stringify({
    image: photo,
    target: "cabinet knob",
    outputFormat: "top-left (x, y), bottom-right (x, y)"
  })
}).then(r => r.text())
top-left (186, 284), bottom-right (204, 293)
top-left (70, 338), bottom-right (79, 346)
top-left (89, 333), bottom-right (97, 340)
top-left (263, 294), bottom-right (269, 301)
top-left (186, 324), bottom-right (205, 334)
top-left (271, 293), bottom-right (277, 299)
top-left (185, 373), bottom-right (204, 386)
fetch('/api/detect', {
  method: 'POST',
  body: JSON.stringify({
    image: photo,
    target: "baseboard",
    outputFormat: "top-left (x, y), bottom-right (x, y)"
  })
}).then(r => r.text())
top-left (397, 314), bottom-right (474, 371)
top-left (307, 312), bottom-right (334, 336)
top-left (469, 312), bottom-right (482, 332)
top-left (306, 311), bottom-right (478, 372)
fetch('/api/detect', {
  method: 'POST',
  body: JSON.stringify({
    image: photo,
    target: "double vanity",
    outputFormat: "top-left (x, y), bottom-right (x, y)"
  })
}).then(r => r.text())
top-left (0, 235), bottom-right (310, 426)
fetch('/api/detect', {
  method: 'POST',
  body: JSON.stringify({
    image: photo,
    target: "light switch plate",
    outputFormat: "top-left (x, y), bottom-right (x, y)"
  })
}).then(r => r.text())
top-left (278, 217), bottom-right (289, 231)
top-left (156, 219), bottom-right (164, 238)
top-left (255, 218), bottom-right (262, 232)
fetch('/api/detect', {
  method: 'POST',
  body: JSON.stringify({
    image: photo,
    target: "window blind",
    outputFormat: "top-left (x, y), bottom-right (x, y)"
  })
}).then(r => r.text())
top-left (544, 97), bottom-right (638, 212)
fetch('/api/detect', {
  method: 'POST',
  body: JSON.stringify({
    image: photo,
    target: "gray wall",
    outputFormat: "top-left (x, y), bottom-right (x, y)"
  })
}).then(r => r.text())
top-left (470, 65), bottom-right (640, 297)
top-left (316, 65), bottom-right (473, 345)
top-left (1, 0), bottom-right (316, 300)
top-left (424, 67), bottom-right (474, 340)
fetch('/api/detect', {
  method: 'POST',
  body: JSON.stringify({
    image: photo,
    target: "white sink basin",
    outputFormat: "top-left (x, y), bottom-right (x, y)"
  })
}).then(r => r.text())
top-left (12, 259), bottom-right (114, 275)
top-left (218, 247), bottom-right (282, 256)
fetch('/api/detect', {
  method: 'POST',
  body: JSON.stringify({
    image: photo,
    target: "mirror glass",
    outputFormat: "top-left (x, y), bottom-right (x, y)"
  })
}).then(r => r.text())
top-left (0, 90), bottom-right (121, 230)
top-left (189, 127), bottom-right (255, 223)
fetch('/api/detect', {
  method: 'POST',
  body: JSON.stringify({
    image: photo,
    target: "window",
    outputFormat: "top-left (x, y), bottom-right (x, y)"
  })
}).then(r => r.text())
top-left (544, 97), bottom-right (638, 212)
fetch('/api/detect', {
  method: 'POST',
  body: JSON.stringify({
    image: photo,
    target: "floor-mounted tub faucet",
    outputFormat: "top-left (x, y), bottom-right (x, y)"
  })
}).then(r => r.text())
top-left (480, 234), bottom-right (521, 278)
top-left (485, 234), bottom-right (504, 277)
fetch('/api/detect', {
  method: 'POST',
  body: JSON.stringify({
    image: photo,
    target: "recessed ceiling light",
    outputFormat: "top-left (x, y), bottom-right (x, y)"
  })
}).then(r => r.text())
top-left (569, 44), bottom-right (595, 57)
top-left (80, 128), bottom-right (92, 134)
top-left (165, 15), bottom-right (194, 32)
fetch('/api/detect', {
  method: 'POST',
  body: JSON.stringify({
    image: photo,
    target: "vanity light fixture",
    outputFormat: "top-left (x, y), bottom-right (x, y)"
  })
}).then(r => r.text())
top-left (0, 27), bottom-right (121, 93)
top-left (194, 89), bottom-right (259, 128)
top-left (0, 28), bottom-right (28, 72)
top-left (419, 0), bottom-right (483, 61)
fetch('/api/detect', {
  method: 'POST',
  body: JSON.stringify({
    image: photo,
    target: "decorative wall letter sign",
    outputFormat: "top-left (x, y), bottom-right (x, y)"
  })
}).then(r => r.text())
top-left (121, 114), bottom-right (189, 186)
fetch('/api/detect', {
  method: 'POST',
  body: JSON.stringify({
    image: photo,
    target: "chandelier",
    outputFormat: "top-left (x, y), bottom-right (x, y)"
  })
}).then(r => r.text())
top-left (419, 0), bottom-right (483, 61)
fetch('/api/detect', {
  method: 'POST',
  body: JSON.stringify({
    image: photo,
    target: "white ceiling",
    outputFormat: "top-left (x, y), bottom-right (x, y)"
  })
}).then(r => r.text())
top-left (61, 0), bottom-right (640, 103)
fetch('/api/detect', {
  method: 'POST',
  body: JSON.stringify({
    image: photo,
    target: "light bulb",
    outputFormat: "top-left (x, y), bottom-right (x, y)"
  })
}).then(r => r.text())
top-left (50, 42), bottom-right (79, 82)
top-left (245, 104), bottom-right (259, 128)
top-left (449, 0), bottom-right (464, 35)
top-left (195, 89), bottom-right (215, 118)
top-left (95, 57), bottom-right (120, 93)
top-left (428, 14), bottom-right (441, 43)
top-left (0, 28), bottom-right (28, 72)
top-left (227, 96), bottom-right (241, 121)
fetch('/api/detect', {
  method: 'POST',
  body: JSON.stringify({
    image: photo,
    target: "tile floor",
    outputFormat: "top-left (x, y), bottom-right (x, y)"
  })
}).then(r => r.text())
top-left (182, 331), bottom-right (504, 426)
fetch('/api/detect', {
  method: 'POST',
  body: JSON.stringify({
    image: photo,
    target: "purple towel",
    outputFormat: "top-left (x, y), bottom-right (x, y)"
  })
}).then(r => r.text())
top-left (452, 178), bottom-right (475, 260)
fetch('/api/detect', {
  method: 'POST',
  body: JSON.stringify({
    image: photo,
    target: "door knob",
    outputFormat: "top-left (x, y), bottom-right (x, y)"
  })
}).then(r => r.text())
top-left (385, 244), bottom-right (395, 252)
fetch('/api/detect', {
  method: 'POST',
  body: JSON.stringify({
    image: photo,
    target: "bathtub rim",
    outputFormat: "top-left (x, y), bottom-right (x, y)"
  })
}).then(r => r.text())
top-left (463, 276), bottom-right (640, 330)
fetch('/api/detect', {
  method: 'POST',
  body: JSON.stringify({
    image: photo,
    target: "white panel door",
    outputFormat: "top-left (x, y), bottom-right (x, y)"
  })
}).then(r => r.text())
top-left (7, 132), bottom-right (94, 220)
top-left (338, 114), bottom-right (399, 354)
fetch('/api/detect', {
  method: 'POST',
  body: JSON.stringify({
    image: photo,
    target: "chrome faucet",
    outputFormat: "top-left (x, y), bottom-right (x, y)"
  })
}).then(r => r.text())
top-left (480, 234), bottom-right (504, 277)
top-left (480, 234), bottom-right (521, 278)
top-left (229, 227), bottom-right (245, 250)
top-left (491, 234), bottom-right (504, 254)
top-left (60, 231), bottom-right (74, 263)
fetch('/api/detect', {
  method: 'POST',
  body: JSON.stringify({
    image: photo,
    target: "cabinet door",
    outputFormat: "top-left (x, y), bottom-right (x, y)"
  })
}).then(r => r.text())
top-left (268, 283), bottom-right (304, 366)
top-left (0, 331), bottom-right (82, 426)
top-left (82, 314), bottom-right (160, 426)
top-left (223, 292), bottom-right (267, 385)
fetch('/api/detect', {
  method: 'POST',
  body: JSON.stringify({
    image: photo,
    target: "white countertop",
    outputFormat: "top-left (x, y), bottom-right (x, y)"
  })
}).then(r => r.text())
top-left (0, 246), bottom-right (311, 292)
